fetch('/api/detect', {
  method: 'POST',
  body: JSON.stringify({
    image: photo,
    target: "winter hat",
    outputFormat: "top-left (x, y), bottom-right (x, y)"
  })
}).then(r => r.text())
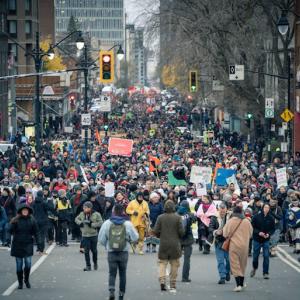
top-left (150, 192), bottom-right (159, 200)
top-left (136, 192), bottom-right (144, 199)
top-left (58, 189), bottom-right (66, 198)
top-left (17, 185), bottom-right (26, 197)
top-left (180, 200), bottom-right (190, 211)
top-left (83, 201), bottom-right (93, 209)
top-left (17, 203), bottom-right (33, 214)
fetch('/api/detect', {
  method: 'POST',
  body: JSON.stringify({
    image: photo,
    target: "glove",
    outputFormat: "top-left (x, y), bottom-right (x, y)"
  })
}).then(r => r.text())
top-left (83, 219), bottom-right (91, 225)
top-left (133, 211), bottom-right (139, 217)
top-left (79, 223), bottom-right (84, 228)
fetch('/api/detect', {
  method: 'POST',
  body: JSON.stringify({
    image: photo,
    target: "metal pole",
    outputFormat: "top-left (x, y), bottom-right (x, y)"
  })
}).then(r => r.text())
top-left (288, 54), bottom-right (292, 158)
top-left (34, 31), bottom-right (41, 152)
top-left (84, 45), bottom-right (88, 151)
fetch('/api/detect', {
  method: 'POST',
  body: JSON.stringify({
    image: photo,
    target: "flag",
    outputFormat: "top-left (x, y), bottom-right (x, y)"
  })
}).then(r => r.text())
top-left (149, 156), bottom-right (161, 173)
top-left (215, 168), bottom-right (236, 186)
top-left (168, 171), bottom-right (187, 186)
top-left (95, 129), bottom-right (101, 145)
top-left (213, 162), bottom-right (222, 179)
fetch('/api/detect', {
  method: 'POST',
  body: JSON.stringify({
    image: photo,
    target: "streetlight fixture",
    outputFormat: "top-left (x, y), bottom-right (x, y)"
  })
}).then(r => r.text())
top-left (116, 45), bottom-right (125, 60)
top-left (277, 12), bottom-right (289, 35)
top-left (76, 33), bottom-right (85, 50)
top-left (47, 47), bottom-right (55, 60)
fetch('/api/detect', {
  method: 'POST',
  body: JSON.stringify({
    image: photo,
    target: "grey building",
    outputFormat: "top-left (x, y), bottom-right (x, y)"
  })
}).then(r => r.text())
top-left (55, 0), bottom-right (124, 48)
top-left (0, 0), bottom-right (8, 139)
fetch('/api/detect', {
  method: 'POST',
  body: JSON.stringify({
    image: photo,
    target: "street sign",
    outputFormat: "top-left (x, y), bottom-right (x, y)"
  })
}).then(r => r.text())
top-left (81, 113), bottom-right (91, 126)
top-left (271, 124), bottom-right (275, 132)
top-left (280, 108), bottom-right (294, 122)
top-left (99, 95), bottom-right (111, 112)
top-left (281, 142), bottom-right (288, 153)
top-left (282, 122), bottom-right (288, 130)
top-left (265, 98), bottom-right (274, 118)
top-left (229, 65), bottom-right (244, 80)
top-left (212, 80), bottom-right (224, 91)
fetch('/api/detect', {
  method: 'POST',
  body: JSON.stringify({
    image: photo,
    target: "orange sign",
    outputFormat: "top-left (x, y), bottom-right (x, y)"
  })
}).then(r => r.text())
top-left (108, 138), bottom-right (134, 157)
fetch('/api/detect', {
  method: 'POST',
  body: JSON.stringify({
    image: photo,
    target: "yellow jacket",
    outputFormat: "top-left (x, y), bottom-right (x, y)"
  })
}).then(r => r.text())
top-left (126, 200), bottom-right (150, 228)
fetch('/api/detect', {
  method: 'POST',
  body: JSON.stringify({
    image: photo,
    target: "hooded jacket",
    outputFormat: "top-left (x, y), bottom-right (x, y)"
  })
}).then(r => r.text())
top-left (98, 215), bottom-right (138, 252)
top-left (154, 200), bottom-right (184, 260)
top-left (75, 210), bottom-right (103, 237)
top-left (32, 191), bottom-right (49, 226)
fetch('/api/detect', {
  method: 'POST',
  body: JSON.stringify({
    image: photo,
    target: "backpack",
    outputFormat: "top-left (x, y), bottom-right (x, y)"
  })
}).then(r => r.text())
top-left (109, 223), bottom-right (127, 251)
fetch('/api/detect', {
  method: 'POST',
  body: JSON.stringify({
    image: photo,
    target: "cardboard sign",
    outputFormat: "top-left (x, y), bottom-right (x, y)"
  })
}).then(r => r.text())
top-left (80, 166), bottom-right (89, 184)
top-left (190, 166), bottom-right (212, 184)
top-left (196, 181), bottom-right (207, 197)
top-left (108, 138), bottom-right (133, 157)
top-left (276, 167), bottom-right (288, 188)
top-left (105, 182), bottom-right (115, 197)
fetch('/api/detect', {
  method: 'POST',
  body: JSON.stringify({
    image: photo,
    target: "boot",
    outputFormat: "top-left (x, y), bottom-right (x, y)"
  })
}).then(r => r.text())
top-left (24, 268), bottom-right (31, 288)
top-left (17, 271), bottom-right (23, 289)
top-left (198, 240), bottom-right (203, 252)
top-left (119, 292), bottom-right (124, 300)
top-left (203, 244), bottom-right (210, 255)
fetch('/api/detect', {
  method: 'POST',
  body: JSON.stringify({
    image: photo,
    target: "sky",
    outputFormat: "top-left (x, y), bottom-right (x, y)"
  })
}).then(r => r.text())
top-left (125, 0), bottom-right (141, 23)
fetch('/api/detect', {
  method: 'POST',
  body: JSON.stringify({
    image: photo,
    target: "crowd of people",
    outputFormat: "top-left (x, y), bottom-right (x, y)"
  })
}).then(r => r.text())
top-left (0, 92), bottom-right (300, 300)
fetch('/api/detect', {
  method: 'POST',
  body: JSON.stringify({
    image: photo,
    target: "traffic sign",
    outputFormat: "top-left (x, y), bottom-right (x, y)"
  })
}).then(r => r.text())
top-left (42, 86), bottom-right (54, 95)
top-left (282, 122), bottom-right (288, 130)
top-left (229, 65), bottom-right (244, 80)
top-left (81, 113), bottom-right (91, 126)
top-left (99, 95), bottom-right (111, 112)
top-left (265, 98), bottom-right (274, 108)
top-left (280, 108), bottom-right (294, 122)
top-left (265, 108), bottom-right (274, 118)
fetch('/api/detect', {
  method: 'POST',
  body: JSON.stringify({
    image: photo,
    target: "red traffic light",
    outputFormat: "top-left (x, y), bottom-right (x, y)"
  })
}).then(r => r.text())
top-left (69, 95), bottom-right (75, 100)
top-left (103, 55), bottom-right (111, 63)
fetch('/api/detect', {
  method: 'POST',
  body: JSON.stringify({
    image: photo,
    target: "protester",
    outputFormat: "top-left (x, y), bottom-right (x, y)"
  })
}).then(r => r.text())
top-left (153, 200), bottom-right (184, 293)
top-left (75, 201), bottom-right (103, 271)
top-left (10, 203), bottom-right (42, 289)
top-left (126, 192), bottom-right (150, 254)
top-left (208, 202), bottom-right (231, 284)
top-left (223, 206), bottom-right (253, 292)
top-left (98, 203), bottom-right (138, 300)
top-left (251, 203), bottom-right (275, 279)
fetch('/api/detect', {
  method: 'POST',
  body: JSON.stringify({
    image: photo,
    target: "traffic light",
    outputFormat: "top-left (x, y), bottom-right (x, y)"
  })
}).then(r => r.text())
top-left (247, 113), bottom-right (253, 119)
top-left (99, 50), bottom-right (115, 84)
top-left (189, 70), bottom-right (198, 93)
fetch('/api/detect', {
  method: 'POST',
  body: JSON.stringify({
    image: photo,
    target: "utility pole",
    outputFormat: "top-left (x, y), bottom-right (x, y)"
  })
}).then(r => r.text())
top-left (84, 45), bottom-right (89, 150)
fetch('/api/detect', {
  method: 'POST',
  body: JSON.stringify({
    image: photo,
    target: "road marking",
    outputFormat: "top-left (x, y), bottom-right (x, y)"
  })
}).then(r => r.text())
top-left (277, 246), bottom-right (300, 268)
top-left (2, 244), bottom-right (56, 296)
top-left (276, 247), bottom-right (300, 274)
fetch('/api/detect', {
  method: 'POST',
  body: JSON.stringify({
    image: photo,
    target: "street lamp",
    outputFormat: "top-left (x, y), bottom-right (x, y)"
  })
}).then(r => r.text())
top-left (116, 45), bottom-right (125, 60)
top-left (277, 12), bottom-right (289, 35)
top-left (47, 47), bottom-right (55, 60)
top-left (277, 11), bottom-right (292, 158)
top-left (76, 33), bottom-right (85, 50)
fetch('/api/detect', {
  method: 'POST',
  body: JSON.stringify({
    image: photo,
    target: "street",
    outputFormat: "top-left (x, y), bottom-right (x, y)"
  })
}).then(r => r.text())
top-left (1, 244), bottom-right (299, 300)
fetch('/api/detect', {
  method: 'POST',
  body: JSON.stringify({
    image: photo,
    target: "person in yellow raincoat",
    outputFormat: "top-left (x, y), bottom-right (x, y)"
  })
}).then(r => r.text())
top-left (126, 192), bottom-right (150, 255)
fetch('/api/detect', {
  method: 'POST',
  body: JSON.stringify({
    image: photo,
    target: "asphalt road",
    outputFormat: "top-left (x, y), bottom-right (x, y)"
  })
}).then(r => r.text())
top-left (0, 243), bottom-right (299, 300)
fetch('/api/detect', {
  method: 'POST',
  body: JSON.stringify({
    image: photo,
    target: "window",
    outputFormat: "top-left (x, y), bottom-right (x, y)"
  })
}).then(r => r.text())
top-left (25, 0), bottom-right (32, 16)
top-left (25, 21), bottom-right (32, 37)
top-left (8, 43), bottom-right (18, 62)
top-left (8, 0), bottom-right (16, 14)
top-left (8, 20), bottom-right (17, 37)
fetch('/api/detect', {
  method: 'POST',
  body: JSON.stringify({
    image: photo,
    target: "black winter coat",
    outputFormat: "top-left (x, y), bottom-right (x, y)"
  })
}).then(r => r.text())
top-left (252, 212), bottom-right (275, 243)
top-left (32, 197), bottom-right (49, 226)
top-left (10, 216), bottom-right (41, 257)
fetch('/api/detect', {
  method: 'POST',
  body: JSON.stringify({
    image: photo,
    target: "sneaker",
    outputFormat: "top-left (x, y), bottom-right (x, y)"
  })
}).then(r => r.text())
top-left (138, 250), bottom-right (144, 255)
top-left (146, 247), bottom-right (150, 253)
top-left (169, 288), bottom-right (177, 294)
top-left (233, 286), bottom-right (242, 292)
top-left (182, 278), bottom-right (191, 283)
top-left (119, 292), bottom-right (124, 300)
top-left (263, 273), bottom-right (269, 279)
top-left (250, 269), bottom-right (256, 277)
top-left (160, 283), bottom-right (167, 291)
top-left (83, 266), bottom-right (91, 271)
top-left (94, 263), bottom-right (98, 270)
top-left (218, 279), bottom-right (225, 284)
top-left (79, 248), bottom-right (85, 253)
top-left (152, 248), bottom-right (157, 253)
top-left (63, 244), bottom-right (69, 247)
top-left (109, 291), bottom-right (115, 300)
top-left (226, 273), bottom-right (230, 282)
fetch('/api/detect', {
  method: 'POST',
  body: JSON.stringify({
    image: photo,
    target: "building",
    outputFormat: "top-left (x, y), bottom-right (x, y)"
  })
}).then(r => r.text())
top-left (55, 0), bottom-right (124, 49)
top-left (0, 0), bottom-right (8, 139)
top-left (40, 0), bottom-right (55, 42)
top-left (125, 24), bottom-right (146, 86)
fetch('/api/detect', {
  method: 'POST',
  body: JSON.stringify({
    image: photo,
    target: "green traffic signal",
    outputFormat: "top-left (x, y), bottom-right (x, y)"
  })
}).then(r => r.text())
top-left (247, 113), bottom-right (253, 119)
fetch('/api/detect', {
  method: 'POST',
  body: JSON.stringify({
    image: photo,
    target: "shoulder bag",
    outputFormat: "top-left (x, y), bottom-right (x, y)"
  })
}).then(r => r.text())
top-left (222, 219), bottom-right (243, 252)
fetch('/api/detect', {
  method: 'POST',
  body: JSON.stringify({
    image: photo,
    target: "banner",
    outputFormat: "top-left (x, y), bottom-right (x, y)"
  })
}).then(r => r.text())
top-left (149, 156), bottom-right (161, 173)
top-left (108, 138), bottom-right (133, 157)
top-left (215, 168), bottom-right (236, 186)
top-left (276, 167), bottom-right (288, 188)
top-left (80, 166), bottom-right (89, 184)
top-left (168, 171), bottom-right (187, 186)
top-left (190, 166), bottom-right (212, 184)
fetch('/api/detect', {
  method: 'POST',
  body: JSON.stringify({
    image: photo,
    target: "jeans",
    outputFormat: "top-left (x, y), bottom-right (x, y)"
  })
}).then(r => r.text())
top-left (182, 245), bottom-right (193, 280)
top-left (57, 220), bottom-right (68, 245)
top-left (270, 229), bottom-right (280, 249)
top-left (83, 236), bottom-right (98, 267)
top-left (0, 222), bottom-right (6, 244)
top-left (108, 251), bottom-right (128, 294)
top-left (215, 246), bottom-right (230, 279)
top-left (16, 257), bottom-right (32, 272)
top-left (253, 240), bottom-right (270, 274)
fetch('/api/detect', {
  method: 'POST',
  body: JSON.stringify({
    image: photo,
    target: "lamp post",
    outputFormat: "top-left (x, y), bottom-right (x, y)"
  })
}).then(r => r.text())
top-left (277, 11), bottom-right (292, 158)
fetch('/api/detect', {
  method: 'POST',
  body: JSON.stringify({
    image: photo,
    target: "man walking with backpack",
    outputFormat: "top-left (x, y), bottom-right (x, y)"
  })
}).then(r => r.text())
top-left (99, 203), bottom-right (138, 300)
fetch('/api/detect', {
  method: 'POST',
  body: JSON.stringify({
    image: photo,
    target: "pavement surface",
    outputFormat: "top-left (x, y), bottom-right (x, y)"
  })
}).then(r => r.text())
top-left (0, 243), bottom-right (299, 300)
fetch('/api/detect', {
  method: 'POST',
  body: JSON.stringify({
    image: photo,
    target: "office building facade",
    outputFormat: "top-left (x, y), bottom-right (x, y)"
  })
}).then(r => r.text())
top-left (55, 0), bottom-right (124, 48)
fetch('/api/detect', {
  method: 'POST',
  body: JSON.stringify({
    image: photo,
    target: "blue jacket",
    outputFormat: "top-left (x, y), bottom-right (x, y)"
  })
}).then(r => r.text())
top-left (98, 216), bottom-right (138, 252)
top-left (149, 202), bottom-right (164, 228)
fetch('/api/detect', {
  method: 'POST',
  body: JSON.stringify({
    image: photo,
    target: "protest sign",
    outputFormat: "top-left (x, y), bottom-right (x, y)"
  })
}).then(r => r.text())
top-left (196, 181), bottom-right (207, 197)
top-left (190, 166), bottom-right (212, 184)
top-left (108, 138), bottom-right (133, 157)
top-left (276, 167), bottom-right (288, 188)
top-left (105, 182), bottom-right (115, 197)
